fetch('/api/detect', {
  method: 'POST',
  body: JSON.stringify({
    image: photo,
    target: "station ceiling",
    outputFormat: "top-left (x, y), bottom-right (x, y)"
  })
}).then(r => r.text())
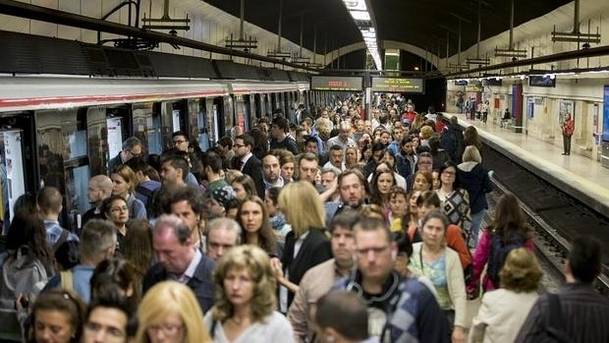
top-left (202, 0), bottom-right (572, 58)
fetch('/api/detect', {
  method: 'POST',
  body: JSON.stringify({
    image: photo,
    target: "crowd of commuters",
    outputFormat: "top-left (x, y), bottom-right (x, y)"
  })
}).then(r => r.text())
top-left (0, 94), bottom-right (608, 343)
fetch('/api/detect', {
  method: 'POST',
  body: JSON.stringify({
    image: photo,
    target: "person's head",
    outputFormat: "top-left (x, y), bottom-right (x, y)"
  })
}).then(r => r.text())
top-left (413, 170), bottom-right (433, 192)
top-left (111, 165), bottom-right (137, 197)
top-left (344, 146), bottom-right (358, 166)
top-left (212, 245), bottom-right (276, 322)
top-left (90, 258), bottom-right (139, 306)
top-left (416, 151), bottom-right (433, 173)
top-left (338, 169), bottom-right (367, 208)
top-left (30, 289), bottom-right (86, 343)
top-left (88, 175), bottom-right (114, 206)
top-left (491, 192), bottom-right (529, 237)
top-left (499, 248), bottom-right (542, 292)
top-left (304, 136), bottom-right (319, 154)
top-left (320, 167), bottom-right (340, 192)
top-left (463, 126), bottom-right (481, 148)
top-left (201, 151), bottom-right (223, 177)
top-left (315, 291), bottom-right (369, 343)
top-left (420, 209), bottom-right (449, 249)
top-left (431, 170), bottom-right (440, 190)
top-left (262, 152), bottom-right (281, 183)
top-left (102, 195), bottom-right (129, 228)
top-left (206, 218), bottom-right (241, 261)
top-left (80, 219), bottom-right (118, 265)
top-left (152, 215), bottom-right (194, 275)
top-left (462, 145), bottom-right (482, 163)
top-left (162, 186), bottom-right (204, 234)
top-left (83, 288), bottom-right (132, 343)
top-left (329, 210), bottom-right (359, 271)
top-left (277, 150), bottom-right (295, 181)
top-left (237, 196), bottom-right (276, 252)
top-left (393, 232), bottom-right (413, 277)
top-left (353, 217), bottom-right (397, 284)
top-left (271, 116), bottom-right (289, 139)
top-left (231, 174), bottom-right (257, 200)
top-left (233, 134), bottom-right (254, 158)
top-left (136, 281), bottom-right (209, 343)
top-left (37, 186), bottom-right (63, 216)
top-left (159, 155), bottom-right (189, 186)
top-left (379, 130), bottom-right (391, 145)
top-left (172, 131), bottom-right (189, 152)
top-left (439, 161), bottom-right (458, 189)
top-left (278, 181), bottom-right (325, 236)
top-left (415, 191), bottom-right (441, 219)
top-left (419, 126), bottom-right (434, 141)
top-left (400, 136), bottom-right (414, 156)
top-left (121, 137), bottom-right (143, 162)
top-left (264, 187), bottom-right (282, 217)
top-left (566, 236), bottom-right (603, 284)
top-left (217, 136), bottom-right (233, 155)
top-left (392, 126), bottom-right (404, 142)
top-left (389, 187), bottom-right (409, 217)
top-left (370, 143), bottom-right (386, 164)
top-left (298, 153), bottom-right (319, 184)
top-left (329, 145), bottom-right (344, 168)
top-left (370, 169), bottom-right (395, 205)
top-left (338, 122), bottom-right (352, 141)
top-left (123, 219), bottom-right (154, 279)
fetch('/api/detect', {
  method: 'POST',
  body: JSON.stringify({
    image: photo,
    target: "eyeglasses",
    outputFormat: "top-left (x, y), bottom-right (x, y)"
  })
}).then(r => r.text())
top-left (147, 323), bottom-right (183, 336)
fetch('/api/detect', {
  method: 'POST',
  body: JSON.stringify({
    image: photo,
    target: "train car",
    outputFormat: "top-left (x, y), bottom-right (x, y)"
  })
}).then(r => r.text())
top-left (0, 75), bottom-right (309, 231)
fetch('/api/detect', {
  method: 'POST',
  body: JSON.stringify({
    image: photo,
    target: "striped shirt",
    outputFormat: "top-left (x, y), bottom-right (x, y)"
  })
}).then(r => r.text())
top-left (515, 283), bottom-right (609, 342)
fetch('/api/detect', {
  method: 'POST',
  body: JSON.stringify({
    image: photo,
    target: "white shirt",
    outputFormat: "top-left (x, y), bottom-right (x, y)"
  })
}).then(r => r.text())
top-left (240, 152), bottom-right (253, 171)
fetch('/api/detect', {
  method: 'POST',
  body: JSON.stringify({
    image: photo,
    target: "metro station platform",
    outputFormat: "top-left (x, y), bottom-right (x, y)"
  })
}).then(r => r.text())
top-left (444, 112), bottom-right (609, 215)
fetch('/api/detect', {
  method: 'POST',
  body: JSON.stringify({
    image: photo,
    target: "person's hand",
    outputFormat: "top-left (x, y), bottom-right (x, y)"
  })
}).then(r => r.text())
top-left (452, 326), bottom-right (465, 343)
top-left (270, 257), bottom-right (284, 280)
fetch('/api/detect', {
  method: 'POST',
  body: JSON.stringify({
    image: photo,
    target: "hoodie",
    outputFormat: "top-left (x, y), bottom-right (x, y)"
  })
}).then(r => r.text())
top-left (457, 162), bottom-right (492, 214)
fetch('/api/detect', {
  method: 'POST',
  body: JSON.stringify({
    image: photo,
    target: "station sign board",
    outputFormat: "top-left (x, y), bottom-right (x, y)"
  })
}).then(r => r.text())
top-left (310, 76), bottom-right (363, 91)
top-left (371, 77), bottom-right (424, 93)
top-left (529, 75), bottom-right (556, 87)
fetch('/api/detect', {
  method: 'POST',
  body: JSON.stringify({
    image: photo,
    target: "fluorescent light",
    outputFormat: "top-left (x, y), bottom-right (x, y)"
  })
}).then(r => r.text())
top-left (343, 0), bottom-right (367, 11)
top-left (350, 10), bottom-right (370, 21)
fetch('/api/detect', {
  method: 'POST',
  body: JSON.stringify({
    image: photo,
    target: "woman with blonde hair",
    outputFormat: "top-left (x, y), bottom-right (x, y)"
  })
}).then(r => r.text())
top-left (469, 248), bottom-right (541, 343)
top-left (274, 181), bottom-right (332, 311)
top-left (205, 245), bottom-right (294, 342)
top-left (135, 281), bottom-right (211, 343)
top-left (111, 164), bottom-right (147, 219)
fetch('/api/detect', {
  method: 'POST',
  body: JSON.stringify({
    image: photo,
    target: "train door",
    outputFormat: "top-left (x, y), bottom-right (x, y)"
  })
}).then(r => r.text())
top-left (187, 99), bottom-right (202, 148)
top-left (0, 112), bottom-right (36, 232)
top-left (105, 106), bottom-right (132, 168)
top-left (195, 99), bottom-right (210, 152)
top-left (254, 94), bottom-right (263, 119)
top-left (234, 95), bottom-right (250, 132)
top-left (223, 96), bottom-right (234, 137)
top-left (160, 101), bottom-right (187, 151)
top-left (132, 102), bottom-right (162, 156)
top-left (37, 107), bottom-right (92, 230)
top-left (212, 97), bottom-right (226, 140)
top-left (245, 95), bottom-right (255, 127)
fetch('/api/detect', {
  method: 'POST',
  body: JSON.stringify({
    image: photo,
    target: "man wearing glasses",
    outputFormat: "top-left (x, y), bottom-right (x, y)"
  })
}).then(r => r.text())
top-left (172, 131), bottom-right (190, 153)
top-left (335, 217), bottom-right (449, 342)
top-left (108, 136), bottom-right (143, 173)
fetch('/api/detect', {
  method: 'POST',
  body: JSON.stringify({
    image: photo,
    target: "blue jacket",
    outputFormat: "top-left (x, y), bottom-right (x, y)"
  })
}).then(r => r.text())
top-left (457, 162), bottom-right (492, 214)
top-left (43, 265), bottom-right (95, 303)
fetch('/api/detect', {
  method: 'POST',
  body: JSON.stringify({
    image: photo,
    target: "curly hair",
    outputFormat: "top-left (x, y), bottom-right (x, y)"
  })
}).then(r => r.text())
top-left (499, 248), bottom-right (542, 292)
top-left (236, 196), bottom-right (277, 256)
top-left (212, 245), bottom-right (276, 323)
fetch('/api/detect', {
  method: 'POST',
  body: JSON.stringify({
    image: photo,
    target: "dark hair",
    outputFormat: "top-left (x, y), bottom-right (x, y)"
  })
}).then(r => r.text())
top-left (393, 231), bottom-right (413, 258)
top-left (171, 131), bottom-right (188, 140)
top-left (416, 190), bottom-right (441, 208)
top-left (428, 136), bottom-right (441, 155)
top-left (266, 187), bottom-right (282, 205)
top-left (568, 236), bottom-right (602, 283)
top-left (304, 135), bottom-right (318, 147)
top-left (371, 142), bottom-right (386, 153)
top-left (329, 210), bottom-right (359, 232)
top-left (218, 136), bottom-right (233, 149)
top-left (28, 289), bottom-right (86, 343)
top-left (236, 134), bottom-right (255, 148)
top-left (101, 195), bottom-right (128, 219)
top-left (369, 169), bottom-right (395, 206)
top-left (202, 151), bottom-right (223, 174)
top-left (330, 144), bottom-right (343, 152)
top-left (123, 220), bottom-right (153, 288)
top-left (87, 286), bottom-right (133, 331)
top-left (162, 185), bottom-right (205, 217)
top-left (90, 258), bottom-right (140, 309)
top-left (232, 174), bottom-right (258, 197)
top-left (315, 291), bottom-right (368, 341)
top-left (13, 193), bottom-right (37, 217)
top-left (490, 192), bottom-right (531, 240)
top-left (237, 196), bottom-right (277, 256)
top-left (160, 154), bottom-right (189, 181)
top-left (6, 214), bottom-right (55, 273)
top-left (124, 158), bottom-right (148, 173)
top-left (272, 117), bottom-right (290, 132)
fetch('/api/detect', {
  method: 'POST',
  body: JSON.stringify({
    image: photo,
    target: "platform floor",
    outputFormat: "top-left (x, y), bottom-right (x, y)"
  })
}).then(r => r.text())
top-left (445, 112), bottom-right (609, 213)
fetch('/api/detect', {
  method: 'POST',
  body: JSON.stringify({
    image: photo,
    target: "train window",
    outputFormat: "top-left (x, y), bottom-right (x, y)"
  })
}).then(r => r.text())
top-left (234, 95), bottom-right (248, 132)
top-left (254, 94), bottom-right (262, 119)
top-left (132, 102), bottom-right (162, 156)
top-left (223, 96), bottom-right (234, 137)
top-left (196, 99), bottom-right (210, 152)
top-left (160, 101), bottom-right (186, 152)
top-left (207, 98), bottom-right (219, 147)
top-left (37, 108), bottom-right (91, 230)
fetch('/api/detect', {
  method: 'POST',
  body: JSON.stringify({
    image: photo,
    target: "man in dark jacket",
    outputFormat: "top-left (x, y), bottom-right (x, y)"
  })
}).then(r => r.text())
top-left (441, 116), bottom-right (465, 164)
top-left (232, 134), bottom-right (265, 197)
top-left (143, 214), bottom-right (215, 313)
top-left (107, 136), bottom-right (143, 173)
top-left (270, 117), bottom-right (299, 155)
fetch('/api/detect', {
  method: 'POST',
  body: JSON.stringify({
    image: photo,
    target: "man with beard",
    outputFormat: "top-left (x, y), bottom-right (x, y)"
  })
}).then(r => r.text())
top-left (324, 170), bottom-right (367, 223)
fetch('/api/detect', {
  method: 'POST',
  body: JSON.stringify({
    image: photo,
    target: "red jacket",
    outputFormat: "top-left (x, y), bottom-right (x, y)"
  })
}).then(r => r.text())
top-left (563, 118), bottom-right (574, 136)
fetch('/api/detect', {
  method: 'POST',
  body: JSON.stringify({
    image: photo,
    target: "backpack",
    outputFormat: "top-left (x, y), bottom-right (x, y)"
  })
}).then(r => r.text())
top-left (0, 246), bottom-right (49, 340)
top-left (487, 230), bottom-right (526, 285)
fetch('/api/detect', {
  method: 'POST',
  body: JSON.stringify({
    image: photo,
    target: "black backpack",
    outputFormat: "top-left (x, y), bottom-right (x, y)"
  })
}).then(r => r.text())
top-left (487, 230), bottom-right (526, 285)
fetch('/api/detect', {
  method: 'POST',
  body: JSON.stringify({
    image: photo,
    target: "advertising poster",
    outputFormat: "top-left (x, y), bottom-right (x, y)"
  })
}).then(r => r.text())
top-left (106, 117), bottom-right (123, 159)
top-left (172, 110), bottom-right (181, 132)
top-left (2, 130), bottom-right (25, 221)
top-left (603, 86), bottom-right (609, 141)
top-left (527, 97), bottom-right (535, 119)
top-left (559, 99), bottom-right (575, 124)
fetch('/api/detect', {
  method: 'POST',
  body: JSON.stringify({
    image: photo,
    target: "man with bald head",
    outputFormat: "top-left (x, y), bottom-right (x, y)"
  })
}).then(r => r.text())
top-left (82, 175), bottom-right (114, 226)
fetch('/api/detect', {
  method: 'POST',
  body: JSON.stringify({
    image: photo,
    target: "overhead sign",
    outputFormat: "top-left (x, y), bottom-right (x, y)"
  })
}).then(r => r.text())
top-left (371, 77), bottom-right (424, 93)
top-left (311, 76), bottom-right (363, 91)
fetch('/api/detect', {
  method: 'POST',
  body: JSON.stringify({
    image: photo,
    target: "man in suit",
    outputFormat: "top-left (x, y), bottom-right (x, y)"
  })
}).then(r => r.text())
top-left (108, 136), bottom-right (143, 173)
top-left (233, 134), bottom-right (265, 197)
top-left (143, 214), bottom-right (215, 313)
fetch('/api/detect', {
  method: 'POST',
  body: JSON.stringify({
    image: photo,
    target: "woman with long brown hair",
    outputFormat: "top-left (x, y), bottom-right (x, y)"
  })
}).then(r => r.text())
top-left (468, 192), bottom-right (534, 293)
top-left (237, 196), bottom-right (279, 257)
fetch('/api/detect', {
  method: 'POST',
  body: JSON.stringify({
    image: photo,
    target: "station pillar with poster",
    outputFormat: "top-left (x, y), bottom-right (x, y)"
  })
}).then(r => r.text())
top-left (512, 83), bottom-right (524, 133)
top-left (0, 129), bottom-right (26, 233)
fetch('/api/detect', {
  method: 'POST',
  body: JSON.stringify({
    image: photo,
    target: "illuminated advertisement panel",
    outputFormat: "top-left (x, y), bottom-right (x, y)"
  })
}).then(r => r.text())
top-left (371, 77), bottom-right (424, 93)
top-left (310, 76), bottom-right (363, 91)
